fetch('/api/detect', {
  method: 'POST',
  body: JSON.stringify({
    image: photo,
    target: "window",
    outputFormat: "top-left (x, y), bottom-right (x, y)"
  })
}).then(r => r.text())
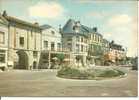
top-left (76, 44), bottom-right (79, 52)
top-left (0, 50), bottom-right (5, 63)
top-left (44, 41), bottom-right (48, 49)
top-left (33, 51), bottom-right (38, 58)
top-left (67, 38), bottom-right (72, 41)
top-left (81, 37), bottom-right (84, 42)
top-left (76, 36), bottom-right (80, 42)
top-left (51, 31), bottom-right (55, 35)
top-left (67, 43), bottom-right (72, 51)
top-left (19, 37), bottom-right (24, 46)
top-left (57, 43), bottom-right (61, 51)
top-left (84, 38), bottom-right (87, 43)
top-left (51, 42), bottom-right (55, 51)
top-left (0, 31), bottom-right (5, 44)
top-left (81, 45), bottom-right (84, 52)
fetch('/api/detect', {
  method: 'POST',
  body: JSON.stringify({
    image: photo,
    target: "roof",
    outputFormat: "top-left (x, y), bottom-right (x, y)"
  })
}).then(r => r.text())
top-left (0, 14), bottom-right (8, 25)
top-left (3, 15), bottom-right (41, 29)
top-left (40, 24), bottom-right (52, 30)
top-left (103, 38), bottom-right (110, 43)
top-left (110, 42), bottom-right (123, 50)
top-left (62, 19), bottom-right (102, 37)
top-left (81, 25), bottom-right (102, 36)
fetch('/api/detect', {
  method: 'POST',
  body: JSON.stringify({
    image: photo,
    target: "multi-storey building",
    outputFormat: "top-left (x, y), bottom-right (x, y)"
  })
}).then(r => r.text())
top-left (41, 24), bottom-right (62, 51)
top-left (0, 14), bottom-right (8, 70)
top-left (104, 41), bottom-right (127, 65)
top-left (39, 24), bottom-right (64, 69)
top-left (2, 11), bottom-right (42, 69)
top-left (61, 19), bottom-right (89, 66)
top-left (0, 11), bottom-right (127, 70)
top-left (85, 27), bottom-right (103, 65)
top-left (102, 39), bottom-right (110, 55)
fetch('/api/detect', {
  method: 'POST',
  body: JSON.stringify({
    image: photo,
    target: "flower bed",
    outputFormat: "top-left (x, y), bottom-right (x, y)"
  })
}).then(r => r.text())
top-left (57, 66), bottom-right (126, 80)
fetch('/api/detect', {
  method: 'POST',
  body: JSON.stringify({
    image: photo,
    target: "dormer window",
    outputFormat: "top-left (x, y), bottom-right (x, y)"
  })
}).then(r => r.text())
top-left (51, 30), bottom-right (55, 35)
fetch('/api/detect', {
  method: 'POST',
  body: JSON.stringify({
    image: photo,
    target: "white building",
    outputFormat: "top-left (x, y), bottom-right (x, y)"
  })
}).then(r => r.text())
top-left (39, 24), bottom-right (64, 69)
top-left (0, 14), bottom-right (8, 70)
top-left (2, 11), bottom-right (42, 70)
top-left (41, 25), bottom-right (62, 51)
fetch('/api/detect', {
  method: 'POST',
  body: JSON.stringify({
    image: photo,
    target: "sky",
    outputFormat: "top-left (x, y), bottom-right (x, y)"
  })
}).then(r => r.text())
top-left (0, 0), bottom-right (138, 57)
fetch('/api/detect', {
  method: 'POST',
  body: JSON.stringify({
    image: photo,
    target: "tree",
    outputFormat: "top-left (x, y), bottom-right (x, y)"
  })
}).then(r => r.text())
top-left (56, 53), bottom-right (65, 65)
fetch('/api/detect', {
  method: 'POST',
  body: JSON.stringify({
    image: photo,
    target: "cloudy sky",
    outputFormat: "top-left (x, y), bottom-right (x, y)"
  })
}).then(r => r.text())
top-left (0, 0), bottom-right (138, 57)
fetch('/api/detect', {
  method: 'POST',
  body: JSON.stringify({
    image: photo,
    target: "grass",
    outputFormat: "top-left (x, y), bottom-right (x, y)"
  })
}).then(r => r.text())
top-left (57, 66), bottom-right (126, 80)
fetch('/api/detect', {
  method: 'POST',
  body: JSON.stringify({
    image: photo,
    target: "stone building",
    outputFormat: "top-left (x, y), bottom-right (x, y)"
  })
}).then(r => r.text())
top-left (102, 39), bottom-right (110, 65)
top-left (61, 19), bottom-right (89, 66)
top-left (0, 11), bottom-right (127, 70)
top-left (84, 27), bottom-right (103, 65)
top-left (109, 41), bottom-right (126, 65)
top-left (2, 11), bottom-right (42, 69)
top-left (0, 14), bottom-right (8, 70)
top-left (102, 39), bottom-right (110, 55)
top-left (103, 41), bottom-right (127, 65)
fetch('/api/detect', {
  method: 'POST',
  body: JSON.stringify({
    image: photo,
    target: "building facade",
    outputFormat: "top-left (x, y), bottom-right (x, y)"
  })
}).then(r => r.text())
top-left (41, 25), bottom-right (62, 51)
top-left (39, 24), bottom-right (63, 69)
top-left (2, 11), bottom-right (42, 70)
top-left (0, 11), bottom-right (127, 70)
top-left (0, 14), bottom-right (8, 70)
top-left (86, 27), bottom-right (103, 65)
top-left (61, 19), bottom-right (90, 66)
top-left (104, 41), bottom-right (127, 65)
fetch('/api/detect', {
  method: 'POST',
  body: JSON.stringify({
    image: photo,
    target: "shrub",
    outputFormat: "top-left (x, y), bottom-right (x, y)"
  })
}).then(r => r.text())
top-left (56, 53), bottom-right (65, 64)
top-left (57, 66), bottom-right (125, 80)
top-left (57, 67), bottom-right (95, 79)
top-left (97, 69), bottom-right (125, 77)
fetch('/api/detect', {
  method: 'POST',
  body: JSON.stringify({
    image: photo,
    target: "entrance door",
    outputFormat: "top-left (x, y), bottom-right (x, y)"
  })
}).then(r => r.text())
top-left (16, 50), bottom-right (28, 69)
top-left (33, 61), bottom-right (37, 69)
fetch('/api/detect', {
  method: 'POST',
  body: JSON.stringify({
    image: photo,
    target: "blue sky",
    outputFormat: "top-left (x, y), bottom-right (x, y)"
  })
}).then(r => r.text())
top-left (0, 0), bottom-right (138, 57)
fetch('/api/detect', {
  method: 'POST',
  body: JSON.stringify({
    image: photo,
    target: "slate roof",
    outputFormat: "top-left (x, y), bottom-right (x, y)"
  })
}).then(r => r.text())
top-left (62, 19), bottom-right (102, 37)
top-left (62, 19), bottom-right (88, 37)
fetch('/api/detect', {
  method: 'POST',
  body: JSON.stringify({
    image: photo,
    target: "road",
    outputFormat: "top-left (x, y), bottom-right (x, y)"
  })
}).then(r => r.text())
top-left (0, 68), bottom-right (138, 97)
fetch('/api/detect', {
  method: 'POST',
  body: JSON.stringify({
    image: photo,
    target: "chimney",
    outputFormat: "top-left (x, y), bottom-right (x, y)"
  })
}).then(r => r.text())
top-left (93, 27), bottom-right (97, 32)
top-left (2, 10), bottom-right (7, 16)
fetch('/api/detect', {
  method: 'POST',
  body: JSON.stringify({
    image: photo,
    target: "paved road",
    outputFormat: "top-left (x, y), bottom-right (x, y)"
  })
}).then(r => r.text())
top-left (0, 68), bottom-right (138, 97)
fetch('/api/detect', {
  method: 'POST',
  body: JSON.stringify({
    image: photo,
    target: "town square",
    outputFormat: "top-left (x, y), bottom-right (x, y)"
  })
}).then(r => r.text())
top-left (0, 0), bottom-right (138, 97)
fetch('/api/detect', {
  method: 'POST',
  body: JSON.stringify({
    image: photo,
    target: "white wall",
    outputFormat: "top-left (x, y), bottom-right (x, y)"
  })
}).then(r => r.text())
top-left (42, 27), bottom-right (62, 51)
top-left (0, 23), bottom-right (8, 48)
top-left (0, 18), bottom-right (8, 68)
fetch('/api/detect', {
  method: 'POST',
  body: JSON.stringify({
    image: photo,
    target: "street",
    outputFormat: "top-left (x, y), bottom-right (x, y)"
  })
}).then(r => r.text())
top-left (0, 68), bottom-right (138, 96)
